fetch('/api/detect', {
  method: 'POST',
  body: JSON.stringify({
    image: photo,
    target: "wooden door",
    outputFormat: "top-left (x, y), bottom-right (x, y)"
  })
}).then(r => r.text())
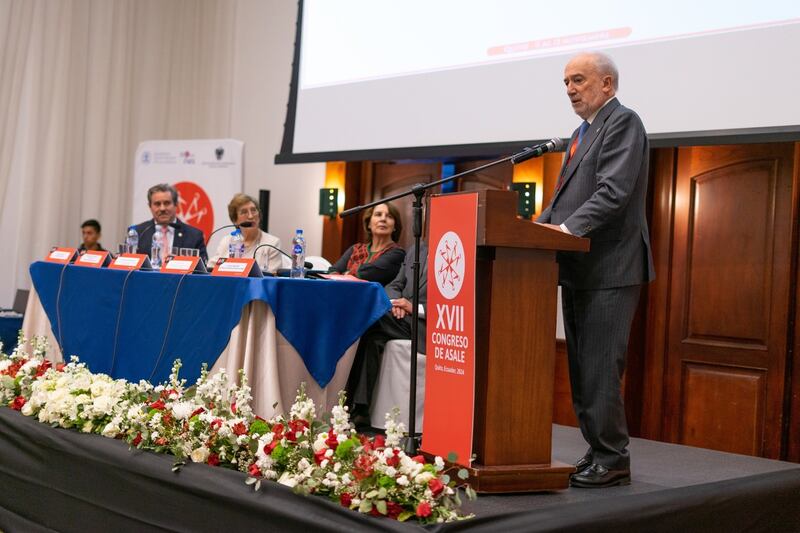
top-left (369, 162), bottom-right (441, 250)
top-left (662, 143), bottom-right (794, 458)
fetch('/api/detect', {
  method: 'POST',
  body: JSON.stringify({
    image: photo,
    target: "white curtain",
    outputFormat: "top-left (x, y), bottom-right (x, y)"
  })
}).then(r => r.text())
top-left (0, 0), bottom-right (237, 306)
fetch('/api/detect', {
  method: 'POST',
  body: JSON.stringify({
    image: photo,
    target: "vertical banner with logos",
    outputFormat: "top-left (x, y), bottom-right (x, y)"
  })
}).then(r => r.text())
top-left (133, 140), bottom-right (244, 252)
top-left (421, 192), bottom-right (477, 466)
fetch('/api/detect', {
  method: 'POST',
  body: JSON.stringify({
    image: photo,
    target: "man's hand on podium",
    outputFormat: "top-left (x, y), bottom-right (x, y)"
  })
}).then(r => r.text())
top-left (536, 222), bottom-right (564, 232)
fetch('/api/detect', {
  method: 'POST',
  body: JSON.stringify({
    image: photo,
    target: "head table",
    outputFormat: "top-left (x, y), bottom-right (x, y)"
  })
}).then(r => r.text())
top-left (22, 262), bottom-right (390, 417)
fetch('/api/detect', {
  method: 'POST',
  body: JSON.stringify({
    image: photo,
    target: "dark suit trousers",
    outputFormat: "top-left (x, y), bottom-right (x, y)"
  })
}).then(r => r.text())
top-left (561, 284), bottom-right (641, 470)
top-left (346, 313), bottom-right (413, 408)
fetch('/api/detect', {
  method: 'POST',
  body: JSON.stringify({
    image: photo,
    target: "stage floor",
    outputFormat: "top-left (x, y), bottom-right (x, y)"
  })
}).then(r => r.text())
top-left (451, 425), bottom-right (800, 532)
top-left (1, 409), bottom-right (799, 533)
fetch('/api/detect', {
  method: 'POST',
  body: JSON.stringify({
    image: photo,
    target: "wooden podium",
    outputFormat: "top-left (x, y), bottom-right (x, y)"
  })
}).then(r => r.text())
top-left (465, 189), bottom-right (589, 492)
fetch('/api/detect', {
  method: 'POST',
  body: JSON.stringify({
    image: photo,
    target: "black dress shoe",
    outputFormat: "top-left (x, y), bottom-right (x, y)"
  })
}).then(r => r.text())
top-left (574, 454), bottom-right (592, 471)
top-left (570, 463), bottom-right (631, 488)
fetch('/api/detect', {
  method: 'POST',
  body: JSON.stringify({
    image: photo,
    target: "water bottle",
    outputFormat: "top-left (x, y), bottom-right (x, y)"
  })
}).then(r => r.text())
top-left (291, 229), bottom-right (306, 279)
top-left (228, 229), bottom-right (245, 258)
top-left (126, 226), bottom-right (138, 253)
top-left (151, 226), bottom-right (163, 268)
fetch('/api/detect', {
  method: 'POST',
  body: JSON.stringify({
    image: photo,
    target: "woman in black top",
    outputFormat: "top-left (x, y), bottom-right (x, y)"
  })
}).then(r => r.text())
top-left (332, 202), bottom-right (405, 285)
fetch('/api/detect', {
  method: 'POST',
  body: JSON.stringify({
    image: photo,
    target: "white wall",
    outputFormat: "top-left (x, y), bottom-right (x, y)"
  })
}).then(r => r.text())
top-left (230, 0), bottom-right (325, 255)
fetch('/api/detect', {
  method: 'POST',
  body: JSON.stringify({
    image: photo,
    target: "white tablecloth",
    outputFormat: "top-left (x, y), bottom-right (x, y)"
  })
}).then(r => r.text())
top-left (22, 288), bottom-right (357, 418)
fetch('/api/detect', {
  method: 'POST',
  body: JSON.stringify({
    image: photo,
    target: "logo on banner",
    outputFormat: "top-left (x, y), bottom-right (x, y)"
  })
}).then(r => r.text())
top-left (175, 181), bottom-right (214, 239)
top-left (180, 151), bottom-right (196, 164)
top-left (215, 147), bottom-right (224, 160)
top-left (141, 151), bottom-right (151, 164)
top-left (434, 231), bottom-right (465, 300)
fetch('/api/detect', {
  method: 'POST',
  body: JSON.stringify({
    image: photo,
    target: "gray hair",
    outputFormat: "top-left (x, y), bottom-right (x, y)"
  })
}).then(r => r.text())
top-left (589, 51), bottom-right (619, 91)
top-left (147, 183), bottom-right (179, 205)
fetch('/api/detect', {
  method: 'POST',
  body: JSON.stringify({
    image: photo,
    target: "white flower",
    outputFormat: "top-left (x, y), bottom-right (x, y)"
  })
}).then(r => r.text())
top-left (102, 422), bottom-right (120, 437)
top-left (277, 471), bottom-right (298, 488)
top-left (435, 456), bottom-right (445, 469)
top-left (190, 447), bottom-right (210, 463)
top-left (415, 471), bottom-right (435, 485)
top-left (171, 401), bottom-right (196, 420)
top-left (397, 475), bottom-right (409, 486)
top-left (384, 466), bottom-right (397, 477)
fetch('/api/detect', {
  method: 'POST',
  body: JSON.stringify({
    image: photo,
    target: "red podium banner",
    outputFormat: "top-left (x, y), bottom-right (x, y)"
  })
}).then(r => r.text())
top-left (422, 193), bottom-right (477, 466)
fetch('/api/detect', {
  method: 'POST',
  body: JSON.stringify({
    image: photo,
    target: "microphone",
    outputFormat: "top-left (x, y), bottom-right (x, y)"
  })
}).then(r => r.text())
top-left (253, 243), bottom-right (314, 270)
top-left (206, 221), bottom-right (255, 245)
top-left (510, 138), bottom-right (566, 164)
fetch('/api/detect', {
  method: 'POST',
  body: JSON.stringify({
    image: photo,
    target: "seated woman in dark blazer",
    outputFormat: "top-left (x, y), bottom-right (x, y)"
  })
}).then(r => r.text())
top-left (332, 202), bottom-right (405, 285)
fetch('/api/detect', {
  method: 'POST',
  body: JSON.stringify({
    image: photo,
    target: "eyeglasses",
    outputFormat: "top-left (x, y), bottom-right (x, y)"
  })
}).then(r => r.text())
top-left (237, 207), bottom-right (259, 216)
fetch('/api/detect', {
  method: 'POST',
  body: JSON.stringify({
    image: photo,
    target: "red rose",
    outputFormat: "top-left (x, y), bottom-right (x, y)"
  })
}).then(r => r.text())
top-left (386, 501), bottom-right (404, 520)
top-left (230, 401), bottom-right (237, 414)
top-left (207, 453), bottom-right (220, 466)
top-left (412, 455), bottom-right (425, 464)
top-left (428, 478), bottom-right (444, 497)
top-left (386, 449), bottom-right (400, 468)
top-left (353, 453), bottom-right (376, 480)
top-left (35, 360), bottom-right (52, 377)
top-left (416, 501), bottom-right (432, 517)
top-left (263, 440), bottom-right (279, 455)
top-left (55, 362), bottom-right (66, 372)
top-left (149, 399), bottom-right (166, 411)
top-left (232, 422), bottom-right (248, 436)
top-left (190, 407), bottom-right (205, 418)
top-left (162, 388), bottom-right (179, 399)
top-left (314, 448), bottom-right (328, 465)
top-left (11, 396), bottom-right (26, 410)
top-left (161, 412), bottom-right (173, 425)
top-left (132, 432), bottom-right (143, 446)
top-left (325, 431), bottom-right (339, 450)
top-left (155, 437), bottom-right (167, 446)
top-left (248, 463), bottom-right (261, 477)
top-left (339, 492), bottom-right (353, 508)
top-left (210, 418), bottom-right (223, 429)
top-left (271, 422), bottom-right (284, 439)
top-left (373, 434), bottom-right (386, 448)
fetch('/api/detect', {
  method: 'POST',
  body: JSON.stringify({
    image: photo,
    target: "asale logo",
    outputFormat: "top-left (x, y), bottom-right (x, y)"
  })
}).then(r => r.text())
top-left (141, 151), bottom-right (151, 164)
top-left (175, 181), bottom-right (213, 239)
top-left (434, 231), bottom-right (465, 300)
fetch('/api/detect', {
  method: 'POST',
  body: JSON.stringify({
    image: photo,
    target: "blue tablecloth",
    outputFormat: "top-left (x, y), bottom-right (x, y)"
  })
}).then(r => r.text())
top-left (29, 262), bottom-right (390, 387)
top-left (0, 315), bottom-right (23, 354)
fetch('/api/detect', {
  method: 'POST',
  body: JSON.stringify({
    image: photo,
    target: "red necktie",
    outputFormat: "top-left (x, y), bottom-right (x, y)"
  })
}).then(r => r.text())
top-left (556, 121), bottom-right (589, 191)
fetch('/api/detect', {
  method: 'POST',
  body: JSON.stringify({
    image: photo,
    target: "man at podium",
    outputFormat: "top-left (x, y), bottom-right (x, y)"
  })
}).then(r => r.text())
top-left (537, 52), bottom-right (655, 488)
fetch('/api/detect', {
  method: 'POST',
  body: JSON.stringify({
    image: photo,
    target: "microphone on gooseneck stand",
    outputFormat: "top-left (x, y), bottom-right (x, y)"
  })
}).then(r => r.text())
top-left (510, 137), bottom-right (567, 164)
top-left (205, 221), bottom-right (255, 245)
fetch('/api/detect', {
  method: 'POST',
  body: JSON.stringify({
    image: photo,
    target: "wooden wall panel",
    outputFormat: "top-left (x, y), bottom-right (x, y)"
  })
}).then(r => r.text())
top-left (368, 162), bottom-right (441, 250)
top-left (679, 363), bottom-right (766, 455)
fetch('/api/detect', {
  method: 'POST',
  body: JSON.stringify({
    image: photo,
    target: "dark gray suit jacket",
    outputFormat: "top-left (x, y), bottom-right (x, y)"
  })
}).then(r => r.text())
top-left (385, 243), bottom-right (427, 354)
top-left (538, 98), bottom-right (655, 290)
top-left (134, 219), bottom-right (208, 263)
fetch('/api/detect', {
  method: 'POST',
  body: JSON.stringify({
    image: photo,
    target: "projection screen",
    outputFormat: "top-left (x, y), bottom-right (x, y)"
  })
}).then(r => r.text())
top-left (276, 0), bottom-right (800, 163)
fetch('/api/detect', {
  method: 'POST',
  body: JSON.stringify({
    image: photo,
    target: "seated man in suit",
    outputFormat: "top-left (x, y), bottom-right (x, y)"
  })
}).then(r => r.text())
top-left (347, 243), bottom-right (428, 427)
top-left (134, 183), bottom-right (208, 263)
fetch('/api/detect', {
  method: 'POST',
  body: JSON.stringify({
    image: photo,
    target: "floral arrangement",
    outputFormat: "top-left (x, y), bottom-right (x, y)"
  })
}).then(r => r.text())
top-left (0, 333), bottom-right (474, 524)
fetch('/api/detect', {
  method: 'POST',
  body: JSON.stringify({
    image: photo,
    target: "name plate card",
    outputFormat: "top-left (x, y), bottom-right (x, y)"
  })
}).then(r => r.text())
top-left (109, 253), bottom-right (153, 271)
top-left (45, 247), bottom-right (78, 264)
top-left (160, 256), bottom-right (207, 274)
top-left (211, 257), bottom-right (262, 278)
top-left (75, 250), bottom-right (110, 268)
